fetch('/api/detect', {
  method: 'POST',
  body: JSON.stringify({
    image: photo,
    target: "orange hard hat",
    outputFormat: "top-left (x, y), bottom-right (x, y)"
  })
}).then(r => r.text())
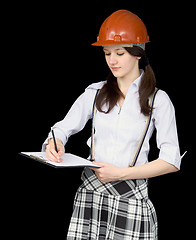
top-left (92, 10), bottom-right (149, 49)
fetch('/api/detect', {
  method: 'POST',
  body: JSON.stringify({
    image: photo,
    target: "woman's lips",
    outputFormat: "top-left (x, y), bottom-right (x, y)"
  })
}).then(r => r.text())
top-left (111, 67), bottom-right (120, 71)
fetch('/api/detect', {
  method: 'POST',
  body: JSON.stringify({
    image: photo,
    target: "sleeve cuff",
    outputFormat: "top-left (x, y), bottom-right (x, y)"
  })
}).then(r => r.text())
top-left (159, 145), bottom-right (181, 170)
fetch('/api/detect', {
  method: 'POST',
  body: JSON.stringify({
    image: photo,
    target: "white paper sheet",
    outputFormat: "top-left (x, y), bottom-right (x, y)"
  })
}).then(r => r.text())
top-left (20, 152), bottom-right (101, 168)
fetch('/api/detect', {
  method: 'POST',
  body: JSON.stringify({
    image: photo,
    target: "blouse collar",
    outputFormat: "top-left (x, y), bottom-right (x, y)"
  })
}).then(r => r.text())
top-left (132, 69), bottom-right (144, 90)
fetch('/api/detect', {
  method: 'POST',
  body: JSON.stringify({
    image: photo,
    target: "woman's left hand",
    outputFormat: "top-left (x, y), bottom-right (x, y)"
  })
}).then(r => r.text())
top-left (90, 162), bottom-right (125, 183)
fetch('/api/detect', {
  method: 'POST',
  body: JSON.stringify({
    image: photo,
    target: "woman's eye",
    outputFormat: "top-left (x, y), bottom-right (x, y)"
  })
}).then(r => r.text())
top-left (117, 53), bottom-right (124, 56)
top-left (104, 52), bottom-right (124, 56)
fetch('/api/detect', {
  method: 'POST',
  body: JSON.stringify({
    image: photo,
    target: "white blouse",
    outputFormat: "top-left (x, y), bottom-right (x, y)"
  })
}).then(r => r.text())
top-left (42, 72), bottom-right (182, 169)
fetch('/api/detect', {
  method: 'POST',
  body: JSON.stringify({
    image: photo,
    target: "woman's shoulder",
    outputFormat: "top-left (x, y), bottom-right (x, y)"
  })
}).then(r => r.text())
top-left (78, 81), bottom-right (106, 105)
top-left (85, 81), bottom-right (106, 91)
top-left (155, 89), bottom-right (173, 105)
top-left (154, 89), bottom-right (175, 113)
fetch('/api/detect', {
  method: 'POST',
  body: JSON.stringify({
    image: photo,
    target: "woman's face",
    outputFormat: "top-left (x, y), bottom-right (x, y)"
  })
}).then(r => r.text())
top-left (103, 46), bottom-right (140, 79)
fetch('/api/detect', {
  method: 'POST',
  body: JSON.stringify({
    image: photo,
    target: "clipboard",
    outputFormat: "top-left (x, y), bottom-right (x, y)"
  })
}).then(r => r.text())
top-left (19, 152), bottom-right (101, 168)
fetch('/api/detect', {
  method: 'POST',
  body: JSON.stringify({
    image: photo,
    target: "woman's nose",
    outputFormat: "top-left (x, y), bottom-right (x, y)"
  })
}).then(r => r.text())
top-left (109, 53), bottom-right (118, 65)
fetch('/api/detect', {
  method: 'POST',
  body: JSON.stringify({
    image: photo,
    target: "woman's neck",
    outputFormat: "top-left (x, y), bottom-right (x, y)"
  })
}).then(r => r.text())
top-left (117, 69), bottom-right (140, 96)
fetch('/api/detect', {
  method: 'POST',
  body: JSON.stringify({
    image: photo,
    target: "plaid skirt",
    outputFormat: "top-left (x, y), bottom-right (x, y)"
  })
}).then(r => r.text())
top-left (67, 168), bottom-right (158, 240)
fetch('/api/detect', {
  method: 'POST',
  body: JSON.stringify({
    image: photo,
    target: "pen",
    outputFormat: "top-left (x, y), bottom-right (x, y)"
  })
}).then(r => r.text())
top-left (51, 128), bottom-right (58, 153)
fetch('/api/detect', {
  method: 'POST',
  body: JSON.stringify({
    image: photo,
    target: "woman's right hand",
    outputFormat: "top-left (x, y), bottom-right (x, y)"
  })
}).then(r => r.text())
top-left (45, 138), bottom-right (65, 162)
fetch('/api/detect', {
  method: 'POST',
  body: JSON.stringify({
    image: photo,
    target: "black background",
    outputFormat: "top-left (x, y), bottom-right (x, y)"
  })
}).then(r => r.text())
top-left (5, 1), bottom-right (194, 239)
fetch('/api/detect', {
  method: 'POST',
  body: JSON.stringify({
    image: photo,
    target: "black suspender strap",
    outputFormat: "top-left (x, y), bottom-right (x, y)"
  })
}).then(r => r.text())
top-left (90, 89), bottom-right (100, 161)
top-left (130, 88), bottom-right (159, 167)
top-left (90, 88), bottom-right (159, 167)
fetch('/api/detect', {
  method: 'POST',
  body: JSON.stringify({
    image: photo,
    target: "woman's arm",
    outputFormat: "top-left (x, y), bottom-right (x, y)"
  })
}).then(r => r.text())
top-left (120, 159), bottom-right (178, 180)
top-left (91, 159), bottom-right (178, 183)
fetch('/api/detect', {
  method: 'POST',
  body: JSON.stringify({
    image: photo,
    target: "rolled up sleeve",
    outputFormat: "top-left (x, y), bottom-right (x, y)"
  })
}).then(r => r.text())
top-left (153, 90), bottom-right (181, 169)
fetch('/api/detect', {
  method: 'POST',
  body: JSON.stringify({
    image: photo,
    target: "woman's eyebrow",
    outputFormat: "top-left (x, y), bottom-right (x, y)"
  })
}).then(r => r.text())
top-left (103, 48), bottom-right (124, 51)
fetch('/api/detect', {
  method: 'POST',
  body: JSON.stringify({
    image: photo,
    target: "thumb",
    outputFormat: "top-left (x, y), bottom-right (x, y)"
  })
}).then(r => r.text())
top-left (93, 162), bottom-right (108, 167)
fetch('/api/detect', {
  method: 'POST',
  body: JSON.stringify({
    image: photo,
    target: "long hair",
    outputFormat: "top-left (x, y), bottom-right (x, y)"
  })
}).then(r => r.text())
top-left (96, 46), bottom-right (156, 116)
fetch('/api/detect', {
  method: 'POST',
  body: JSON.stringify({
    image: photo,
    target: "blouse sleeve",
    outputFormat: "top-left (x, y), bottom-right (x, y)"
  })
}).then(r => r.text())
top-left (41, 87), bottom-right (97, 151)
top-left (153, 90), bottom-right (182, 169)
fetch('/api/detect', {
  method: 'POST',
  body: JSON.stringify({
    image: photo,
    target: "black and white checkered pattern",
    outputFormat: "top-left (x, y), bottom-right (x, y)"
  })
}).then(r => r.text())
top-left (67, 168), bottom-right (158, 239)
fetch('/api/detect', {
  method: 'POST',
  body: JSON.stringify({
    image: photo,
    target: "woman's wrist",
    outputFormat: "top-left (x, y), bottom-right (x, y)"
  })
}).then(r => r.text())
top-left (119, 159), bottom-right (179, 181)
top-left (48, 137), bottom-right (63, 145)
top-left (119, 167), bottom-right (130, 181)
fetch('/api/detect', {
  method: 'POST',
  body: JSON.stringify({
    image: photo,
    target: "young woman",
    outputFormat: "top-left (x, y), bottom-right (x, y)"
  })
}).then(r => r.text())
top-left (43, 10), bottom-right (182, 239)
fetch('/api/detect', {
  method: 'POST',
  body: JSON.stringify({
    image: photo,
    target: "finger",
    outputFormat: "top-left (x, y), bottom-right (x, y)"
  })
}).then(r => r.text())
top-left (46, 149), bottom-right (60, 162)
top-left (46, 150), bottom-right (59, 162)
top-left (54, 140), bottom-right (64, 152)
top-left (46, 142), bottom-right (64, 162)
top-left (57, 144), bottom-right (65, 154)
top-left (56, 146), bottom-right (64, 162)
top-left (89, 167), bottom-right (98, 171)
top-left (50, 148), bottom-right (62, 162)
top-left (92, 162), bottom-right (106, 167)
top-left (89, 166), bottom-right (102, 172)
top-left (58, 150), bottom-right (64, 157)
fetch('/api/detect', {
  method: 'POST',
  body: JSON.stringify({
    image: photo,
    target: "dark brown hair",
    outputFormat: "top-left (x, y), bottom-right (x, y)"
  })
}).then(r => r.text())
top-left (96, 46), bottom-right (156, 116)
